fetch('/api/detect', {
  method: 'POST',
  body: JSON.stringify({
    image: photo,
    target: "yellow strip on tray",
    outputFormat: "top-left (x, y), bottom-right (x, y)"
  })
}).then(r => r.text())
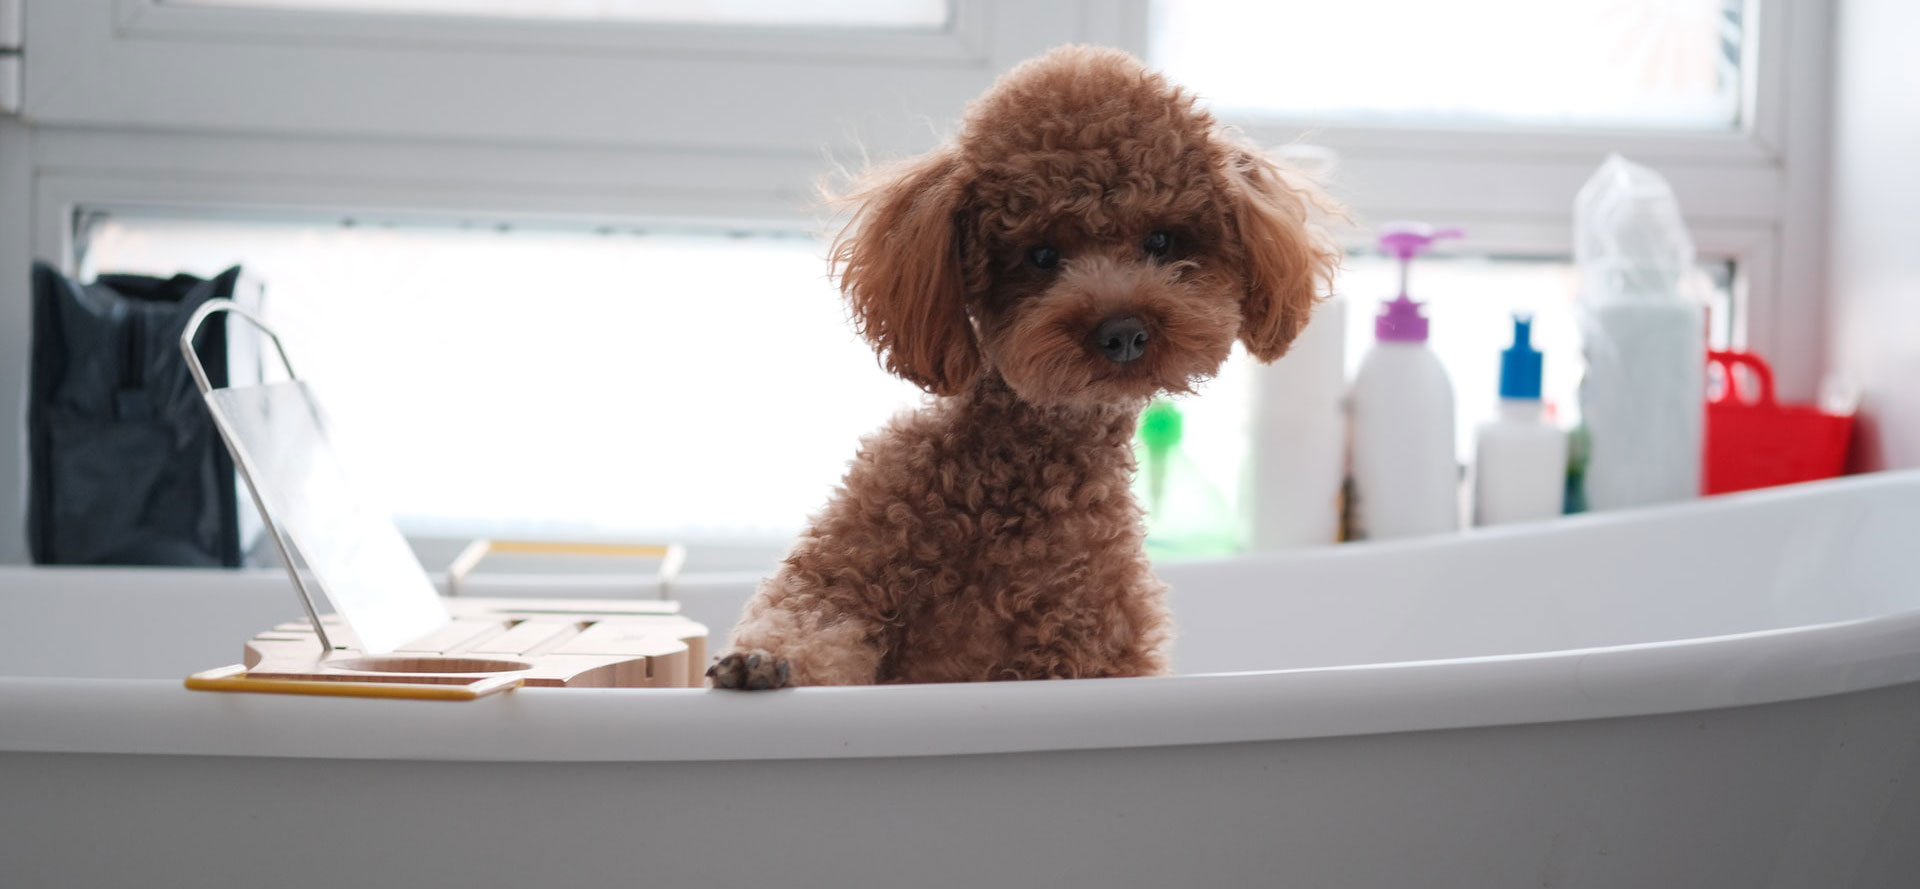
top-left (184, 665), bottom-right (522, 701)
top-left (483, 540), bottom-right (676, 559)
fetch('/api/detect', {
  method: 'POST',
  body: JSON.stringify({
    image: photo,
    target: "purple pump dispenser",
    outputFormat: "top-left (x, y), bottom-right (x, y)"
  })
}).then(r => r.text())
top-left (1374, 223), bottom-right (1463, 342)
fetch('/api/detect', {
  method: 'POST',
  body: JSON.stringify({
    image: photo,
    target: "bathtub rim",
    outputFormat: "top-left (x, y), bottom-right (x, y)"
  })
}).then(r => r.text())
top-left (5, 604), bottom-right (1919, 763)
top-left (9, 470), bottom-right (1919, 763)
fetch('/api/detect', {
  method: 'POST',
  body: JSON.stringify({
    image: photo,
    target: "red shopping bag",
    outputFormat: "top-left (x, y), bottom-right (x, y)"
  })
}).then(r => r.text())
top-left (1703, 350), bottom-right (1853, 495)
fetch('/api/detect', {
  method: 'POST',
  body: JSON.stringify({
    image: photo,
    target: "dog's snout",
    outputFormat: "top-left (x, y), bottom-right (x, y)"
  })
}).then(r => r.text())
top-left (1094, 315), bottom-right (1149, 364)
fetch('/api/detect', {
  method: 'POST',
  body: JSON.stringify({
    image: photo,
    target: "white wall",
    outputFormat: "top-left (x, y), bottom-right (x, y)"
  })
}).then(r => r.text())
top-left (1827, 0), bottom-right (1920, 471)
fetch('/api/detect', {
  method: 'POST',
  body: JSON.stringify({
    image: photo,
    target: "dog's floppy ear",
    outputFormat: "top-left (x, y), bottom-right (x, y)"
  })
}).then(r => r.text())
top-left (831, 149), bottom-right (980, 395)
top-left (1220, 146), bottom-right (1341, 362)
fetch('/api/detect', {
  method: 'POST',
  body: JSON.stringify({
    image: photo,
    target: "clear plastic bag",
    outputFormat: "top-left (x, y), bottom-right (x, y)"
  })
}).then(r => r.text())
top-left (1575, 154), bottom-right (1697, 305)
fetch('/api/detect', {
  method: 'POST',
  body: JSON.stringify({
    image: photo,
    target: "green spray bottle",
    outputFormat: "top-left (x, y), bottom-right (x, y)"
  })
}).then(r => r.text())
top-left (1133, 400), bottom-right (1242, 559)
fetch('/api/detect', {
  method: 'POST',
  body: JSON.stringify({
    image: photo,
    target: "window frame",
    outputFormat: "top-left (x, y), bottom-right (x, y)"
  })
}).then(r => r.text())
top-left (0, 0), bottom-right (1837, 564)
top-left (27, 0), bottom-right (1031, 153)
top-left (116, 0), bottom-right (975, 61)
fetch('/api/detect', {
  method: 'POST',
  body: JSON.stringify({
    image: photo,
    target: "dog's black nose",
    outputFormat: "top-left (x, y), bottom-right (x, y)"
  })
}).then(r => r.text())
top-left (1095, 316), bottom-right (1149, 363)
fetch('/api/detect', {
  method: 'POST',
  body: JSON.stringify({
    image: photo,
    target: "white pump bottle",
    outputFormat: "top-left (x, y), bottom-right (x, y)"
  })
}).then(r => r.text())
top-left (1348, 223), bottom-right (1460, 541)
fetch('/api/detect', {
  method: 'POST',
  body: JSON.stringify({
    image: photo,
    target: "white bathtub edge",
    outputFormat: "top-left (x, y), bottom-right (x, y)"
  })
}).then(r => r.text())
top-left (6, 609), bottom-right (1919, 762)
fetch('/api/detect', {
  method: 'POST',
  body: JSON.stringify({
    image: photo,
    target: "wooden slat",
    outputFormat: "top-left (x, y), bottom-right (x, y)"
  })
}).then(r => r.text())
top-left (396, 619), bottom-right (504, 654)
top-left (466, 620), bottom-right (580, 656)
top-left (549, 621), bottom-right (692, 657)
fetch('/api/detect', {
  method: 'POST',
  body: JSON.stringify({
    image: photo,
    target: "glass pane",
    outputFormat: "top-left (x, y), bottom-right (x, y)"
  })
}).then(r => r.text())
top-left (1335, 253), bottom-right (1734, 462)
top-left (83, 217), bottom-right (925, 542)
top-left (167, 0), bottom-right (951, 29)
top-left (1151, 0), bottom-right (1745, 128)
top-left (1154, 253), bottom-right (1734, 557)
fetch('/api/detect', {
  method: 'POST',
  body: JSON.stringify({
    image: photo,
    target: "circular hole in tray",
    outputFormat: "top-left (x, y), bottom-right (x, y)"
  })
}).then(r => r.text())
top-left (331, 656), bottom-right (532, 675)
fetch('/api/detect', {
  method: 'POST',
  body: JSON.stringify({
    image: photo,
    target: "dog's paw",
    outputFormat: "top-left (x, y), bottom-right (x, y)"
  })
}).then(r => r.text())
top-left (706, 649), bottom-right (792, 690)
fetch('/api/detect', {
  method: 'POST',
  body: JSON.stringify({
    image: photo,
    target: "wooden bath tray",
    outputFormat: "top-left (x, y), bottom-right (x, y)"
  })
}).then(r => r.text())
top-left (187, 597), bottom-right (709, 700)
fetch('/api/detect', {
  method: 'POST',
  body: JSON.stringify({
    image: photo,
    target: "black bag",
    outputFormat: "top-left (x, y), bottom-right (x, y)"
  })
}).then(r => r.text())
top-left (28, 262), bottom-right (255, 566)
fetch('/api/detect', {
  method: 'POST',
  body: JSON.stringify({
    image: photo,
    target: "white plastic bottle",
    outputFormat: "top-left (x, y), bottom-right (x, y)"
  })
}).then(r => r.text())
top-left (1573, 155), bottom-right (1705, 510)
top-left (1473, 316), bottom-right (1569, 526)
top-left (1348, 223), bottom-right (1460, 540)
top-left (1250, 295), bottom-right (1346, 550)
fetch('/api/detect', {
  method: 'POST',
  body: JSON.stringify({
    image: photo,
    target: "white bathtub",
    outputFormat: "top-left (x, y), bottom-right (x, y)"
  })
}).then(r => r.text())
top-left (4, 472), bottom-right (1919, 888)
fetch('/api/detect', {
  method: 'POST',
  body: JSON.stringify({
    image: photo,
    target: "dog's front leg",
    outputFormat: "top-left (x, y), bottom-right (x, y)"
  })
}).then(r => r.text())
top-left (707, 576), bottom-right (886, 690)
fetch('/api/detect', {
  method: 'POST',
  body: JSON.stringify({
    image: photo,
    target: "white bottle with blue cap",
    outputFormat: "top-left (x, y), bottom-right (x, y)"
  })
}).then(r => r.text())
top-left (1472, 315), bottom-right (1569, 526)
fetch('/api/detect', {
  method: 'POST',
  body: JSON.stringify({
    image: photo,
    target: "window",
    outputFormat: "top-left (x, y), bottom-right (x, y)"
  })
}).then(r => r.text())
top-left (1159, 253), bottom-right (1735, 555)
top-left (82, 215), bottom-right (922, 541)
top-left (0, 0), bottom-right (1834, 564)
top-left (1152, 0), bottom-right (1746, 128)
top-left (1141, 1), bottom-right (1815, 411)
top-left (1333, 253), bottom-right (1736, 461)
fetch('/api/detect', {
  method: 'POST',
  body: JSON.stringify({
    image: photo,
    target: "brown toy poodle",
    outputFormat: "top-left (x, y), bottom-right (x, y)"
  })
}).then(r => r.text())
top-left (708, 45), bottom-right (1338, 690)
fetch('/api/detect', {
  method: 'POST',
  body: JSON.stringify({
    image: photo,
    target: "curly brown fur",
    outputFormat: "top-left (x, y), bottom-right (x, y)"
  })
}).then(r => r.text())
top-left (710, 45), bottom-right (1339, 689)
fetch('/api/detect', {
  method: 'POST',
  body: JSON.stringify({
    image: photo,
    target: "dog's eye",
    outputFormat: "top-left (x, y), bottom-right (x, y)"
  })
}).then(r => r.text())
top-left (1144, 231), bottom-right (1174, 258)
top-left (1027, 246), bottom-right (1061, 270)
